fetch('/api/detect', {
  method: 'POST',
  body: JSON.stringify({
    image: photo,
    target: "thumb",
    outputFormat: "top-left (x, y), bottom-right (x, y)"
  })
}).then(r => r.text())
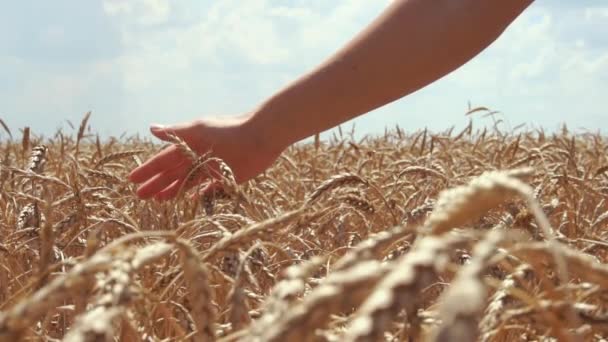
top-left (150, 123), bottom-right (194, 142)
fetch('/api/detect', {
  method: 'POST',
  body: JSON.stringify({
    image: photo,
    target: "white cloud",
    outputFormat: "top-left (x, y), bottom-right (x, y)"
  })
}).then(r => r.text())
top-left (139, 0), bottom-right (171, 25)
top-left (585, 7), bottom-right (608, 20)
top-left (1, 1), bottom-right (607, 137)
top-left (413, 2), bottom-right (608, 126)
top-left (97, 0), bottom-right (387, 131)
top-left (103, 0), bottom-right (170, 25)
top-left (268, 6), bottom-right (314, 20)
top-left (102, 1), bottom-right (132, 16)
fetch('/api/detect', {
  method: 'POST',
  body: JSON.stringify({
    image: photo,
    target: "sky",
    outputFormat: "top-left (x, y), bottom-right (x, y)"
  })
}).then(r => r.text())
top-left (0, 1), bottom-right (606, 141)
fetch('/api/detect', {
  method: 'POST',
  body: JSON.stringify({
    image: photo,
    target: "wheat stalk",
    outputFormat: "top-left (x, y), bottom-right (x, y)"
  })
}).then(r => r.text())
top-left (175, 238), bottom-right (217, 341)
top-left (66, 242), bottom-right (172, 341)
top-left (306, 173), bottom-right (368, 204)
top-left (26, 145), bottom-right (48, 174)
top-left (1, 119), bottom-right (607, 340)
top-left (431, 231), bottom-right (505, 342)
top-left (479, 264), bottom-right (534, 341)
top-left (94, 150), bottom-right (144, 169)
top-left (253, 260), bottom-right (393, 341)
top-left (202, 208), bottom-right (305, 262)
top-left (425, 168), bottom-right (535, 235)
top-left (343, 233), bottom-right (469, 342)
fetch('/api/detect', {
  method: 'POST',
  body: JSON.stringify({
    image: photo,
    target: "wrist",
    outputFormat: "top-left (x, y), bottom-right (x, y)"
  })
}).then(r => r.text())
top-left (241, 105), bottom-right (291, 157)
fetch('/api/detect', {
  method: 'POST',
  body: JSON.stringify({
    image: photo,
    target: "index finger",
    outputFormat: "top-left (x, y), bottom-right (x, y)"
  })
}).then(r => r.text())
top-left (129, 145), bottom-right (188, 183)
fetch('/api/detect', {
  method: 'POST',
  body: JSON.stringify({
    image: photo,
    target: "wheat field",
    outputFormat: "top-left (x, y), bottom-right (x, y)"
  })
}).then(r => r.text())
top-left (1, 113), bottom-right (607, 341)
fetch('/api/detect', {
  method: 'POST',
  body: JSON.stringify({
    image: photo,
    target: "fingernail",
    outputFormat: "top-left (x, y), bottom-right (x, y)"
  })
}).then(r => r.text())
top-left (150, 124), bottom-right (165, 131)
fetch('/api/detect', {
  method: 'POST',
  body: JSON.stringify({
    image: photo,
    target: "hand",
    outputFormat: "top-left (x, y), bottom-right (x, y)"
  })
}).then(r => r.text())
top-left (129, 114), bottom-right (284, 201)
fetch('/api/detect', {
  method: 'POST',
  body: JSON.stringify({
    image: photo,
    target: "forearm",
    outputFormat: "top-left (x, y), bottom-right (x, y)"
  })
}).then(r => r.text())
top-left (247, 0), bottom-right (533, 148)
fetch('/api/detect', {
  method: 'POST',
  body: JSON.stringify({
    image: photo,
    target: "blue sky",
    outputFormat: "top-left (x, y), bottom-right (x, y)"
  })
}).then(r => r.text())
top-left (0, 1), bottom-right (606, 140)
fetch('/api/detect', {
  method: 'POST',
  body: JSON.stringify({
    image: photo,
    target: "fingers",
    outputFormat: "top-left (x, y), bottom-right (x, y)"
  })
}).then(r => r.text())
top-left (152, 165), bottom-right (213, 201)
top-left (155, 178), bottom-right (186, 201)
top-left (130, 121), bottom-right (215, 201)
top-left (129, 145), bottom-right (185, 184)
top-left (135, 162), bottom-right (189, 199)
top-left (150, 122), bottom-right (195, 142)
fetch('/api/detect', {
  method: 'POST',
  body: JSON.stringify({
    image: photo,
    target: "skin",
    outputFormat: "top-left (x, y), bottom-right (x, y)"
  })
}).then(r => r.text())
top-left (129, 0), bottom-right (534, 201)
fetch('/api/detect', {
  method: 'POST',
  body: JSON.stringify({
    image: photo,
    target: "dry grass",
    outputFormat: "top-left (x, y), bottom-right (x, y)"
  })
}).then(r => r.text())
top-left (1, 116), bottom-right (608, 341)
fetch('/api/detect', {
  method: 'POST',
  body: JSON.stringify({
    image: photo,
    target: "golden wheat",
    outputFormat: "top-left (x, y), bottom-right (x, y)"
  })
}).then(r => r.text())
top-left (0, 118), bottom-right (606, 341)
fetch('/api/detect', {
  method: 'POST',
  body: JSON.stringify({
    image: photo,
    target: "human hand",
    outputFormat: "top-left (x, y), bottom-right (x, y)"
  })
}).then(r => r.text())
top-left (129, 114), bottom-right (284, 200)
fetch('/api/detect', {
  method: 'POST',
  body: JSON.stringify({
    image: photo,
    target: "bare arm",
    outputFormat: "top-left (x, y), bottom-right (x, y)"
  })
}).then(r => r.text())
top-left (130, 0), bottom-right (533, 200)
top-left (247, 0), bottom-right (533, 148)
